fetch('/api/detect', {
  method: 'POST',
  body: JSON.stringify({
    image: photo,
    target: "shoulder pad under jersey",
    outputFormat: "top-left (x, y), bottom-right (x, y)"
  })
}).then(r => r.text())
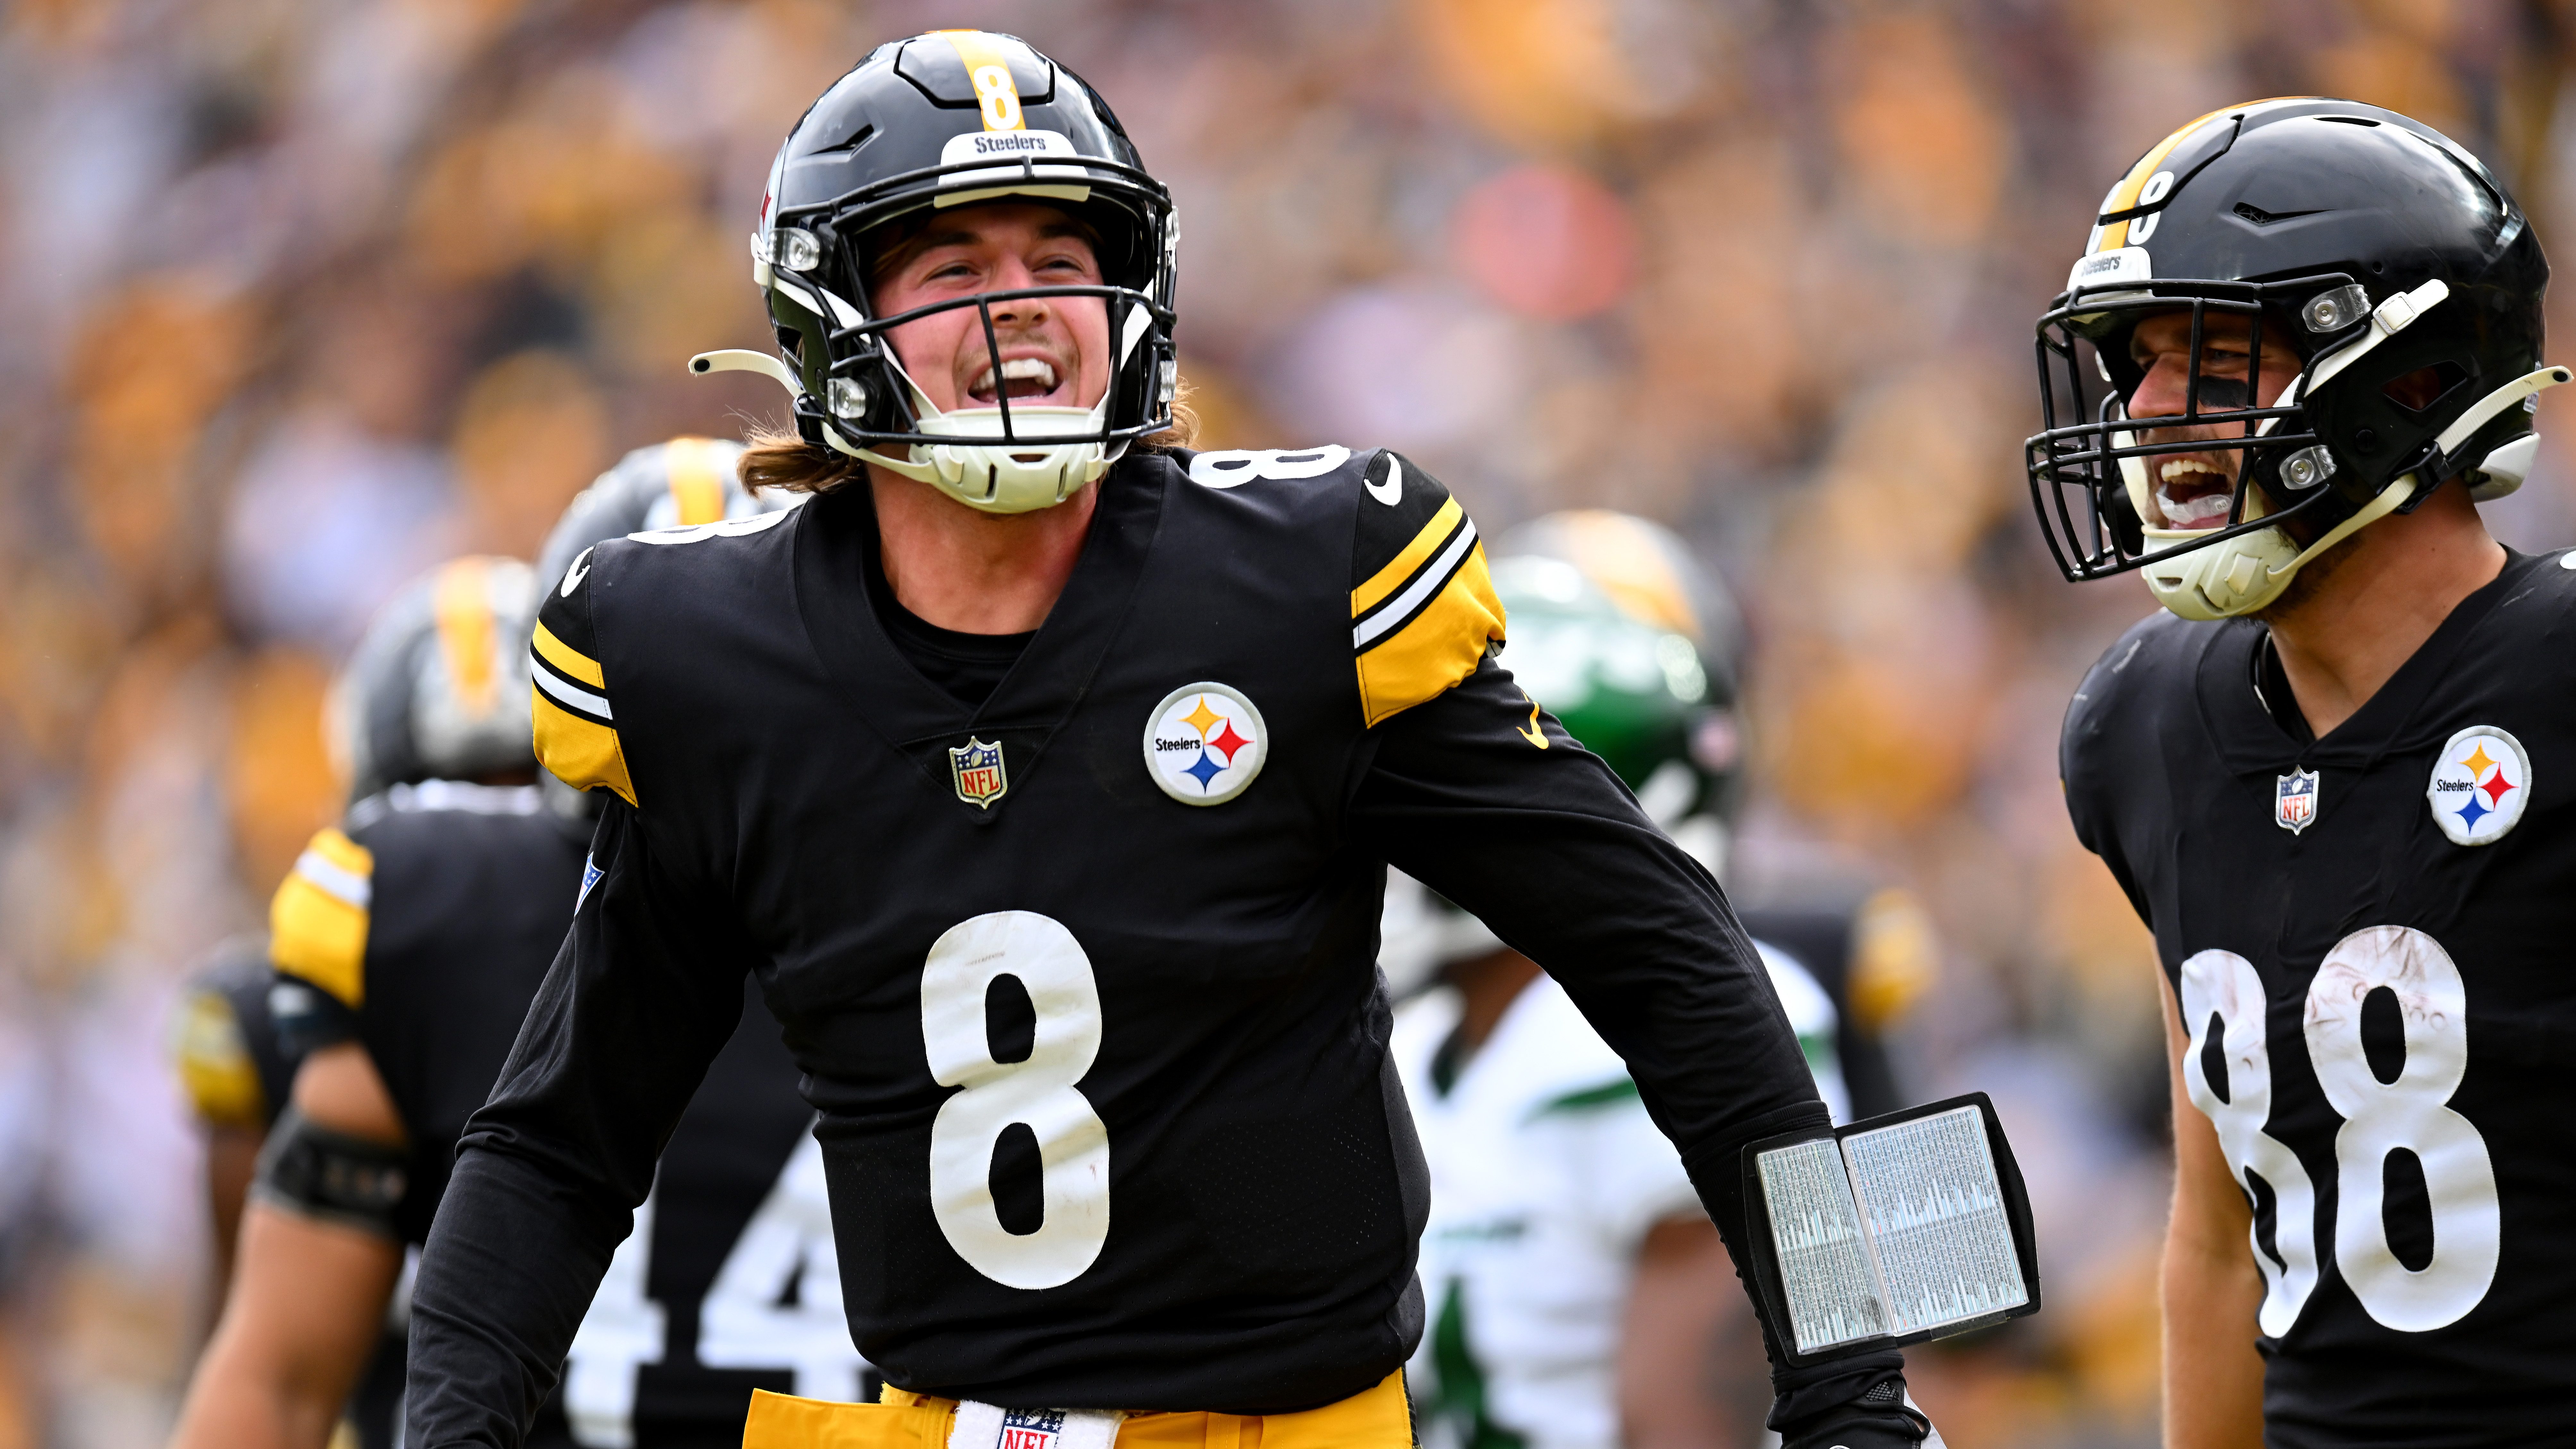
top-left (269, 826), bottom-right (373, 1010)
top-left (530, 546), bottom-right (636, 808)
top-left (1344, 449), bottom-right (1506, 726)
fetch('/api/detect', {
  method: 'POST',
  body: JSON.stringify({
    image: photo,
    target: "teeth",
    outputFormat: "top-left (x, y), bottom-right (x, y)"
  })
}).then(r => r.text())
top-left (2160, 459), bottom-right (2221, 482)
top-left (971, 358), bottom-right (1060, 395)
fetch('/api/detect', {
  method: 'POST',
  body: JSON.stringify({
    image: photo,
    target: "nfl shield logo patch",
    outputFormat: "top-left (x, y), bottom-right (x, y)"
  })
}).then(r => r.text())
top-left (2276, 767), bottom-right (2319, 834)
top-left (949, 737), bottom-right (1007, 809)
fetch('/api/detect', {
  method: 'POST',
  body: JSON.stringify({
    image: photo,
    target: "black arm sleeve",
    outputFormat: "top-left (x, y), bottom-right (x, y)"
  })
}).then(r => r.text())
top-left (1351, 658), bottom-right (1901, 1417)
top-left (403, 800), bottom-right (754, 1448)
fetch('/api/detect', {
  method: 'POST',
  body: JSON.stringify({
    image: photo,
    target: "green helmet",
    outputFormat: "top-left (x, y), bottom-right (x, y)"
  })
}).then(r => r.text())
top-left (1491, 555), bottom-right (1714, 823)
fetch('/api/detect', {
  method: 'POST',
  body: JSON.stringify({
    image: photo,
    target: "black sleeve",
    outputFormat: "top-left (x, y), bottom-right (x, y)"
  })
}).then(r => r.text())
top-left (2059, 639), bottom-right (2153, 926)
top-left (1350, 656), bottom-right (1899, 1416)
top-left (403, 800), bottom-right (754, 1448)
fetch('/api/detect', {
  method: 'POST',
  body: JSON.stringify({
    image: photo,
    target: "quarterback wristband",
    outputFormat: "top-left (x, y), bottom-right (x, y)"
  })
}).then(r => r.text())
top-left (249, 1105), bottom-right (409, 1240)
top-left (1739, 1092), bottom-right (2041, 1368)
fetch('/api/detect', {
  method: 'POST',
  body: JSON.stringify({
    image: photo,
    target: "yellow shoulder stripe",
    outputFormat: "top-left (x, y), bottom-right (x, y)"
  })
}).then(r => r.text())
top-left (174, 990), bottom-right (266, 1128)
top-left (270, 827), bottom-right (372, 1009)
top-left (1357, 543), bottom-right (1505, 727)
top-left (1352, 496), bottom-right (1463, 620)
top-left (533, 687), bottom-right (637, 808)
top-left (532, 620), bottom-right (604, 688)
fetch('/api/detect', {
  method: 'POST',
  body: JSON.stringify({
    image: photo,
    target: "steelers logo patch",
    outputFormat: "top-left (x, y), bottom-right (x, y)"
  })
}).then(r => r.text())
top-left (2427, 725), bottom-right (2531, 846)
top-left (1142, 683), bottom-right (1267, 806)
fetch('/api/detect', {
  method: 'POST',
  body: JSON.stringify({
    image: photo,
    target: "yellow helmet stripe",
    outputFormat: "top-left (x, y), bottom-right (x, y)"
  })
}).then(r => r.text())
top-left (664, 436), bottom-right (728, 526)
top-left (937, 30), bottom-right (1027, 132)
top-left (2092, 97), bottom-right (2314, 252)
top-left (432, 557), bottom-right (497, 716)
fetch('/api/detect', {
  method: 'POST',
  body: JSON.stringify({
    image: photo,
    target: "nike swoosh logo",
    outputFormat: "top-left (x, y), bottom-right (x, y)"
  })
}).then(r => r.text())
top-left (1365, 456), bottom-right (1402, 506)
top-left (561, 548), bottom-right (593, 597)
top-left (1517, 691), bottom-right (1549, 749)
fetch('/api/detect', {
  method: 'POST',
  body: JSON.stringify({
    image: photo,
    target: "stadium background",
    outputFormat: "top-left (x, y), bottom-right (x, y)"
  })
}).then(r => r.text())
top-left (0, 1), bottom-right (2569, 1444)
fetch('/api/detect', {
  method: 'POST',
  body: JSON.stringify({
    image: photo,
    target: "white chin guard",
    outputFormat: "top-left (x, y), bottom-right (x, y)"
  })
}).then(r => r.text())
top-left (688, 348), bottom-right (1116, 516)
top-left (852, 399), bottom-right (1114, 515)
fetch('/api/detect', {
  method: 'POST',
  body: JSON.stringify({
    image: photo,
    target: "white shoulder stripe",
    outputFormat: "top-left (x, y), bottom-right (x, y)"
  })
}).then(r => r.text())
top-left (533, 662), bottom-right (614, 720)
top-left (1353, 517), bottom-right (1478, 650)
top-left (293, 849), bottom-right (372, 908)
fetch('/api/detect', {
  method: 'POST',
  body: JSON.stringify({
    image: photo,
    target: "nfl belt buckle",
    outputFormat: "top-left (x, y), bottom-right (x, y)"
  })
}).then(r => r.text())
top-left (950, 737), bottom-right (1007, 809)
top-left (948, 1404), bottom-right (1124, 1449)
top-left (2276, 767), bottom-right (2319, 835)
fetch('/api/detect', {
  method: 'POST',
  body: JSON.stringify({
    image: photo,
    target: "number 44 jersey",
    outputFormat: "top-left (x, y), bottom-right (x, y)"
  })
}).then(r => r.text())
top-left (408, 447), bottom-right (1831, 1438)
top-left (2062, 548), bottom-right (2576, 1448)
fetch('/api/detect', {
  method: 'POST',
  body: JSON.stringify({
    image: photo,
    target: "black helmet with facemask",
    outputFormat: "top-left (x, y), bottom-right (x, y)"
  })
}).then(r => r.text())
top-left (692, 31), bottom-right (1178, 516)
top-left (2027, 98), bottom-right (2560, 620)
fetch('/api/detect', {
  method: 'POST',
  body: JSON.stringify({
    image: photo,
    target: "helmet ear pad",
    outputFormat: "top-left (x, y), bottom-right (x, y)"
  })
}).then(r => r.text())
top-left (2302, 299), bottom-right (2522, 498)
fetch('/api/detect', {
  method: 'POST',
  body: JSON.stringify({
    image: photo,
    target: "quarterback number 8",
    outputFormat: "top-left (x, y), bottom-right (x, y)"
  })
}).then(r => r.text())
top-left (921, 911), bottom-right (1111, 1290)
top-left (971, 65), bottom-right (1021, 131)
top-left (2182, 926), bottom-right (2499, 1334)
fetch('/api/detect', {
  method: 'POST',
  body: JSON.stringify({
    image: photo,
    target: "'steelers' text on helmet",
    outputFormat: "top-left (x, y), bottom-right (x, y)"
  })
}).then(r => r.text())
top-left (532, 438), bottom-right (801, 823)
top-left (692, 30), bottom-right (1178, 516)
top-left (2026, 98), bottom-right (2563, 620)
top-left (328, 556), bottom-right (541, 807)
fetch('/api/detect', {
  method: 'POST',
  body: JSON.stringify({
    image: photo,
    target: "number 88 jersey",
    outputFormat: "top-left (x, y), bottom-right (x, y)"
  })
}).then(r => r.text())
top-left (2062, 549), bottom-right (2576, 1449)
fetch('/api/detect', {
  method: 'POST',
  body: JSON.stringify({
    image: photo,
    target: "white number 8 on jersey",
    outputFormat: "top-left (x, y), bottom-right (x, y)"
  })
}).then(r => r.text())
top-left (921, 911), bottom-right (1112, 1290)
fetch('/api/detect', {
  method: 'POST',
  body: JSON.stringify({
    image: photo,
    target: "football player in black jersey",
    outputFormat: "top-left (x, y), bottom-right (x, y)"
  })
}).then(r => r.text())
top-left (405, 29), bottom-right (1944, 1449)
top-left (171, 444), bottom-right (848, 1449)
top-left (2030, 100), bottom-right (2572, 1446)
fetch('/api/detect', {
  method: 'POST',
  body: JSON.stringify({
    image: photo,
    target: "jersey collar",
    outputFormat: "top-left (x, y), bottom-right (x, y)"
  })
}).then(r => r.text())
top-left (2195, 549), bottom-right (2535, 776)
top-left (793, 457), bottom-right (1169, 816)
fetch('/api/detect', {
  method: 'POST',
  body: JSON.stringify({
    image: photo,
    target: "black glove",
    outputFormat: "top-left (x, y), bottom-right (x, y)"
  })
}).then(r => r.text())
top-left (1777, 1375), bottom-right (1945, 1449)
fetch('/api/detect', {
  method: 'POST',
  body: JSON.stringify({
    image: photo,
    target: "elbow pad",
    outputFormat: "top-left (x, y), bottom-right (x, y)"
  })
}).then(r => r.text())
top-left (249, 1105), bottom-right (410, 1240)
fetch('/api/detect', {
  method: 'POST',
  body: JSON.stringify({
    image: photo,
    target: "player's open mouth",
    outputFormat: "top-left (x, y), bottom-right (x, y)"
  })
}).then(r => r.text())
top-left (966, 356), bottom-right (1069, 406)
top-left (2154, 457), bottom-right (2238, 530)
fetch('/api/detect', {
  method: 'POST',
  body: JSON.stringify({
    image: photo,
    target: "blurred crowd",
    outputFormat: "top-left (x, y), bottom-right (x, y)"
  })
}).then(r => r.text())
top-left (2, 0), bottom-right (2574, 1444)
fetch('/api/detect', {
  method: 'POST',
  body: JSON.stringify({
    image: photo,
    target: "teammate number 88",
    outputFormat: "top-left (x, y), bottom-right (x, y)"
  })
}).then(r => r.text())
top-left (921, 911), bottom-right (1111, 1290)
top-left (2182, 926), bottom-right (2499, 1335)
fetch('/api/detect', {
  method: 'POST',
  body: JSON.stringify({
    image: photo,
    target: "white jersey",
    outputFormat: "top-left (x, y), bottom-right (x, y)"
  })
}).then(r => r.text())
top-left (1395, 944), bottom-right (1843, 1449)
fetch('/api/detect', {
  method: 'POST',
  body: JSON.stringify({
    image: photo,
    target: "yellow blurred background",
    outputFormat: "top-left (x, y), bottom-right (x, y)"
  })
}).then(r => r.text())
top-left (3, 1), bottom-right (2575, 1444)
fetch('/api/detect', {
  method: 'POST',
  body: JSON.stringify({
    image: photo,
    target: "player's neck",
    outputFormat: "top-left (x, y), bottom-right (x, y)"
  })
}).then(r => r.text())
top-left (866, 468), bottom-right (1100, 634)
top-left (2260, 487), bottom-right (2505, 739)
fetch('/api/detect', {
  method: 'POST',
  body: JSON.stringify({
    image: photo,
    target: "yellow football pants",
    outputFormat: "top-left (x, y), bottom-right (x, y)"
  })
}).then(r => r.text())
top-left (741, 1369), bottom-right (1410, 1449)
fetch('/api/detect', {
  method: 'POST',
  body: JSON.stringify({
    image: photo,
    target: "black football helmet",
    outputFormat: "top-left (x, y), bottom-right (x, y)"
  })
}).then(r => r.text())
top-left (330, 556), bottom-right (541, 806)
top-left (2026, 98), bottom-right (2562, 619)
top-left (530, 438), bottom-right (800, 824)
top-left (693, 30), bottom-right (1177, 514)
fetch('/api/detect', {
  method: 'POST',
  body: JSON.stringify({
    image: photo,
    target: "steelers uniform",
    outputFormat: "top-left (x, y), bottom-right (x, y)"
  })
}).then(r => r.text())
top-left (175, 937), bottom-right (295, 1138)
top-left (270, 781), bottom-right (854, 1447)
top-left (408, 445), bottom-right (1836, 1441)
top-left (1395, 944), bottom-right (1845, 1449)
top-left (2063, 548), bottom-right (2576, 1447)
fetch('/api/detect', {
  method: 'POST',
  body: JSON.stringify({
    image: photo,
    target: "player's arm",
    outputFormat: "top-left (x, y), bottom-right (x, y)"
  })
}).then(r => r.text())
top-left (1355, 658), bottom-right (1922, 1444)
top-left (405, 791), bottom-right (753, 1448)
top-left (168, 1045), bottom-right (409, 1449)
top-left (2156, 968), bottom-right (2266, 1449)
top-left (1620, 1212), bottom-right (1760, 1449)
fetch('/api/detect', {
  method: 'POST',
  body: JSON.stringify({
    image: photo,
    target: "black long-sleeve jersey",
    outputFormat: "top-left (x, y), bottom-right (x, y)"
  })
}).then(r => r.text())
top-left (406, 445), bottom-right (1833, 1446)
top-left (269, 782), bottom-right (851, 1448)
top-left (2063, 549), bottom-right (2576, 1448)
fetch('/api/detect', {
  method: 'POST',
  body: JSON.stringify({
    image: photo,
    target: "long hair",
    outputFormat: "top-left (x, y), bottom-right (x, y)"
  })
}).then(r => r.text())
top-left (739, 378), bottom-right (1201, 497)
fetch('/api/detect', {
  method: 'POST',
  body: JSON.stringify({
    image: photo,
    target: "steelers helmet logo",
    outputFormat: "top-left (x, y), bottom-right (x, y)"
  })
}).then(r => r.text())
top-left (1142, 683), bottom-right (1267, 806)
top-left (2427, 725), bottom-right (2531, 846)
